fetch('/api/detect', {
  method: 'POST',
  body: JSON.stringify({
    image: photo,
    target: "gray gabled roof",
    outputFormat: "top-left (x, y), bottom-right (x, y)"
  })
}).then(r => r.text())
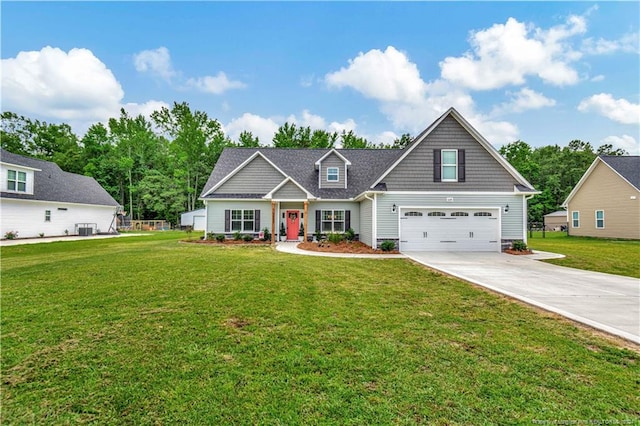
top-left (1, 149), bottom-right (119, 207)
top-left (200, 148), bottom-right (404, 200)
top-left (600, 155), bottom-right (640, 190)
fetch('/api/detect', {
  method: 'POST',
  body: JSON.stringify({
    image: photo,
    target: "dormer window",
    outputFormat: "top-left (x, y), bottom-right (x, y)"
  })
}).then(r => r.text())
top-left (327, 167), bottom-right (339, 182)
top-left (7, 169), bottom-right (27, 192)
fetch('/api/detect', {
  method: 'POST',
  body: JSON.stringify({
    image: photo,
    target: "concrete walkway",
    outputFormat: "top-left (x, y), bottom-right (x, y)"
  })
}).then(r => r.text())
top-left (405, 252), bottom-right (640, 344)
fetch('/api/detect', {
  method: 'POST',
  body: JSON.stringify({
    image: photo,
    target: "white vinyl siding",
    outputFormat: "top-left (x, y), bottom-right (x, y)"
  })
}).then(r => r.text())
top-left (572, 211), bottom-right (580, 228)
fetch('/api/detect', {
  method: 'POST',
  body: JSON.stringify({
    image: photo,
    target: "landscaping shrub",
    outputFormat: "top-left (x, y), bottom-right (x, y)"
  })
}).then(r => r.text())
top-left (314, 229), bottom-right (322, 242)
top-left (380, 240), bottom-right (396, 252)
top-left (327, 232), bottom-right (343, 244)
top-left (215, 234), bottom-right (225, 242)
top-left (512, 240), bottom-right (528, 251)
top-left (4, 231), bottom-right (18, 240)
top-left (242, 234), bottom-right (254, 242)
top-left (233, 231), bottom-right (242, 241)
top-left (206, 232), bottom-right (216, 241)
top-left (344, 228), bottom-right (355, 241)
top-left (262, 227), bottom-right (271, 241)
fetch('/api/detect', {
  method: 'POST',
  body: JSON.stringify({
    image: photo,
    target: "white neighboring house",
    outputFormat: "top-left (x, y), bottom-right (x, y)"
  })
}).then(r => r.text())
top-left (180, 208), bottom-right (206, 231)
top-left (1, 148), bottom-right (120, 239)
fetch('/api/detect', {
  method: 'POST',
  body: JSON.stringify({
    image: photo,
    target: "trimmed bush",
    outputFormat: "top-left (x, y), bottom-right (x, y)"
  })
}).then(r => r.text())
top-left (215, 234), bottom-right (225, 242)
top-left (327, 232), bottom-right (343, 244)
top-left (242, 234), bottom-right (254, 242)
top-left (233, 231), bottom-right (242, 241)
top-left (512, 240), bottom-right (528, 251)
top-left (380, 241), bottom-right (396, 252)
top-left (344, 228), bottom-right (355, 241)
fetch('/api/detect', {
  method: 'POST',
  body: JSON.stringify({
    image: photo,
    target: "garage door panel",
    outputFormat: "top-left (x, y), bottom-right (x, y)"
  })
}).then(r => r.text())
top-left (400, 208), bottom-right (499, 252)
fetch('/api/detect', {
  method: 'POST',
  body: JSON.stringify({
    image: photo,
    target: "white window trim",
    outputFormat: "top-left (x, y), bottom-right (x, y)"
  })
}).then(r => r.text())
top-left (45, 210), bottom-right (51, 222)
top-left (441, 149), bottom-right (458, 182)
top-left (595, 210), bottom-right (605, 229)
top-left (321, 209), bottom-right (345, 233)
top-left (7, 169), bottom-right (27, 193)
top-left (571, 211), bottom-right (580, 228)
top-left (327, 167), bottom-right (339, 182)
top-left (231, 209), bottom-right (255, 232)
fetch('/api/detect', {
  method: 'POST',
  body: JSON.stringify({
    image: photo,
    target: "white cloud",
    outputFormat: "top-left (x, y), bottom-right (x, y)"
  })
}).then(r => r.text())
top-left (601, 135), bottom-right (639, 155)
top-left (578, 93), bottom-right (640, 124)
top-left (325, 46), bottom-right (427, 104)
top-left (122, 100), bottom-right (171, 119)
top-left (590, 75), bottom-right (605, 82)
top-left (492, 88), bottom-right (556, 115)
top-left (132, 46), bottom-right (176, 81)
top-left (2, 46), bottom-right (124, 122)
top-left (224, 113), bottom-right (280, 145)
top-left (185, 72), bottom-right (246, 95)
top-left (1, 46), bottom-right (170, 135)
top-left (440, 15), bottom-right (585, 90)
top-left (582, 32), bottom-right (640, 55)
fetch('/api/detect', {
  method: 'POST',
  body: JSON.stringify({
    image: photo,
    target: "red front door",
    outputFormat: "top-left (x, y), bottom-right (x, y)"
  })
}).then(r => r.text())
top-left (286, 211), bottom-right (299, 240)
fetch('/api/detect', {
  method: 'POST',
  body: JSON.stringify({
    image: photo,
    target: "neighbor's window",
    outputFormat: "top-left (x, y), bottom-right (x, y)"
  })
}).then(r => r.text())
top-left (231, 209), bottom-right (255, 232)
top-left (321, 210), bottom-right (344, 232)
top-left (572, 211), bottom-right (580, 228)
top-left (45, 210), bottom-right (51, 222)
top-left (441, 150), bottom-right (458, 182)
top-left (595, 210), bottom-right (604, 229)
top-left (327, 167), bottom-right (339, 182)
top-left (7, 170), bottom-right (27, 192)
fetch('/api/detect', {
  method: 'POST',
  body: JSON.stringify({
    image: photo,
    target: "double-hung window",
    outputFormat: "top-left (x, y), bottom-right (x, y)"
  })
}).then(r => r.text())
top-left (7, 170), bottom-right (27, 192)
top-left (595, 210), bottom-right (604, 229)
top-left (441, 150), bottom-right (458, 182)
top-left (45, 210), bottom-right (51, 222)
top-left (572, 211), bottom-right (580, 228)
top-left (327, 167), bottom-right (339, 182)
top-left (231, 209), bottom-right (254, 232)
top-left (321, 210), bottom-right (344, 232)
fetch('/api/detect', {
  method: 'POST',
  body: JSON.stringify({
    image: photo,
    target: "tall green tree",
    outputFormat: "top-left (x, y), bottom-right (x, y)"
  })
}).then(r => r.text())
top-left (340, 130), bottom-right (372, 149)
top-left (237, 130), bottom-right (261, 147)
top-left (151, 102), bottom-right (226, 211)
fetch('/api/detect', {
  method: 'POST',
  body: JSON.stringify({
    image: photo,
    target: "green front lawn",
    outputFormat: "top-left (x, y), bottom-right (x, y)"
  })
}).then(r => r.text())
top-left (527, 231), bottom-right (640, 278)
top-left (2, 232), bottom-right (638, 424)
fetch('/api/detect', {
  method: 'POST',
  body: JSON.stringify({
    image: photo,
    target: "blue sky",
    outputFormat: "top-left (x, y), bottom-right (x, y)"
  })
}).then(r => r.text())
top-left (2, 2), bottom-right (639, 153)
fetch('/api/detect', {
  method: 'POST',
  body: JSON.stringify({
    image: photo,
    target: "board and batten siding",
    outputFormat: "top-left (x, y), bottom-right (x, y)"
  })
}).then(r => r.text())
top-left (272, 181), bottom-right (307, 199)
top-left (383, 116), bottom-right (515, 192)
top-left (206, 201), bottom-right (271, 234)
top-left (309, 201), bottom-right (360, 233)
top-left (0, 199), bottom-right (116, 238)
top-left (567, 161), bottom-right (640, 239)
top-left (319, 153), bottom-right (346, 189)
top-left (359, 197), bottom-right (373, 246)
top-left (215, 156), bottom-right (284, 194)
top-left (375, 193), bottom-right (525, 240)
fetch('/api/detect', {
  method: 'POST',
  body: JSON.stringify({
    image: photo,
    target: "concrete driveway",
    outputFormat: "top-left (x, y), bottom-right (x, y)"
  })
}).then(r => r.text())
top-left (404, 252), bottom-right (640, 344)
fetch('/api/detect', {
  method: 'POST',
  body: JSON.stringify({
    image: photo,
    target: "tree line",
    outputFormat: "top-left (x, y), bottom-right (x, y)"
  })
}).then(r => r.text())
top-left (1, 102), bottom-right (626, 225)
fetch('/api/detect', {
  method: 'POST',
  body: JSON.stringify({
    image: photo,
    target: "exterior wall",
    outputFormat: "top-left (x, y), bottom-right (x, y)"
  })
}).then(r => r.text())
top-left (567, 161), bottom-right (640, 239)
top-left (206, 200), bottom-right (272, 235)
top-left (215, 156), bottom-right (284, 194)
top-left (383, 116), bottom-right (515, 192)
top-left (544, 215), bottom-right (567, 231)
top-left (0, 163), bottom-right (36, 195)
top-left (308, 201), bottom-right (360, 233)
top-left (180, 209), bottom-right (206, 230)
top-left (319, 153), bottom-right (346, 189)
top-left (273, 181), bottom-right (307, 199)
top-left (1, 199), bottom-right (116, 238)
top-left (359, 197), bottom-right (373, 246)
top-left (375, 193), bottom-right (524, 241)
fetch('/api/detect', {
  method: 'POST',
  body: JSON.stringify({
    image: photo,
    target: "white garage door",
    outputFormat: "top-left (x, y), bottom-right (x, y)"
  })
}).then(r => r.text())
top-left (400, 208), bottom-right (500, 252)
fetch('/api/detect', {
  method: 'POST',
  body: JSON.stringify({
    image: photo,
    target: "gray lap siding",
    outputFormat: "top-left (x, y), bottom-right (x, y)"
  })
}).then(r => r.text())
top-left (206, 201), bottom-right (271, 235)
top-left (383, 116), bottom-right (515, 192)
top-left (215, 156), bottom-right (284, 194)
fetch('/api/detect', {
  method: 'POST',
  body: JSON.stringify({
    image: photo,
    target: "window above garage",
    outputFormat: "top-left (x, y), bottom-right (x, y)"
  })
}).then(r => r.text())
top-left (433, 149), bottom-right (466, 183)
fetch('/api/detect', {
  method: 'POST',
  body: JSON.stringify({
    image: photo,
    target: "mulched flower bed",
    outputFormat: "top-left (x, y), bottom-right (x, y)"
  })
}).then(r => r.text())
top-left (504, 249), bottom-right (534, 255)
top-left (298, 241), bottom-right (400, 255)
top-left (185, 239), bottom-right (271, 245)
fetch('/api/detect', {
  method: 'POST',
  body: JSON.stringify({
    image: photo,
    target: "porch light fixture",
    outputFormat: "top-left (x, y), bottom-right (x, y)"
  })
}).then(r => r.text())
top-left (504, 204), bottom-right (509, 213)
top-left (392, 204), bottom-right (397, 213)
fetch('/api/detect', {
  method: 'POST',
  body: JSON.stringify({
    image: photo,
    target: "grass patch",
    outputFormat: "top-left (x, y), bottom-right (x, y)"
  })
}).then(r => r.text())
top-left (2, 232), bottom-right (639, 424)
top-left (527, 232), bottom-right (640, 278)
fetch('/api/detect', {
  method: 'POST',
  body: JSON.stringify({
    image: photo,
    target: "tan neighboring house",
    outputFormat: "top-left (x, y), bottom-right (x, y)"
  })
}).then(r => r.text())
top-left (544, 210), bottom-right (567, 231)
top-left (562, 155), bottom-right (639, 239)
